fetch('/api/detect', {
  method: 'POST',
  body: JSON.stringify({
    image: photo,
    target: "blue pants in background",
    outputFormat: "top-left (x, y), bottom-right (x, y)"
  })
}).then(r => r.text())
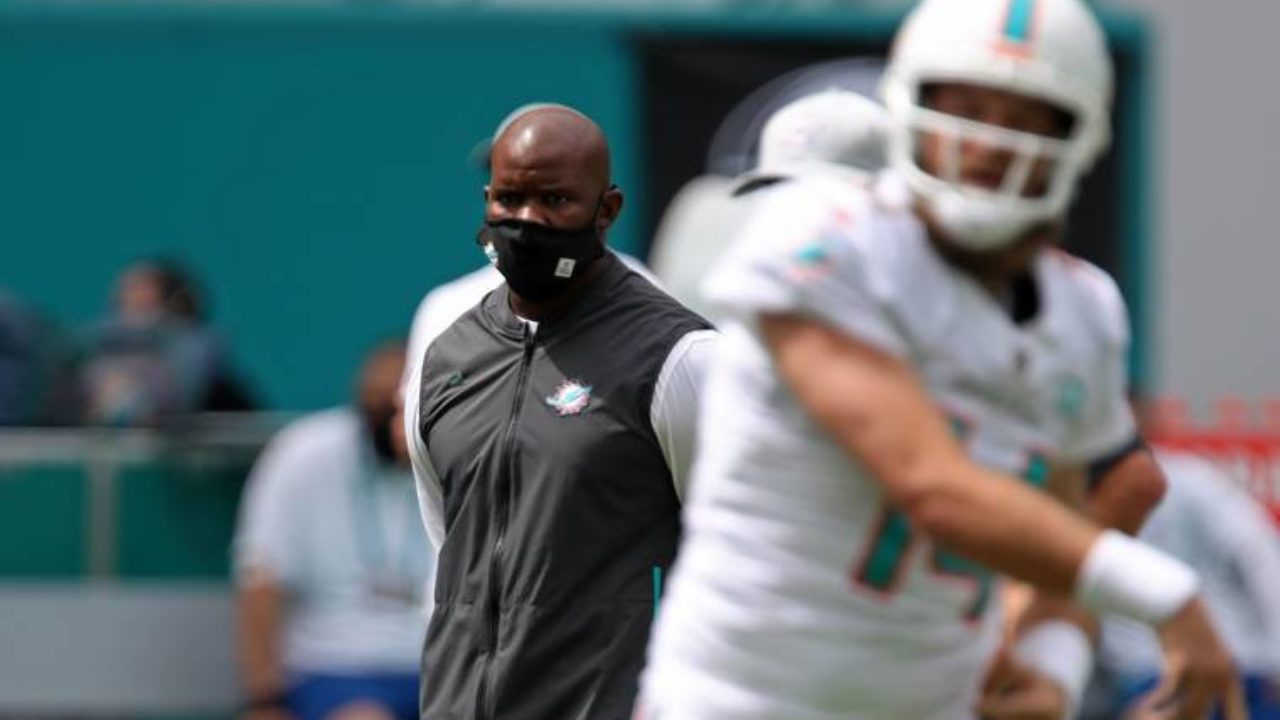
top-left (1116, 673), bottom-right (1280, 720)
top-left (287, 672), bottom-right (419, 720)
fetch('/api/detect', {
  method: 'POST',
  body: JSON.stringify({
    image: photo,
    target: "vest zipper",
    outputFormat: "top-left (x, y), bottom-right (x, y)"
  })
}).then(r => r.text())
top-left (478, 324), bottom-right (536, 720)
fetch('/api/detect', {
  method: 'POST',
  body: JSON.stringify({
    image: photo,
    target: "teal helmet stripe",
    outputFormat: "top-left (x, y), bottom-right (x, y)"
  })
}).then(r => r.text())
top-left (1003, 0), bottom-right (1037, 43)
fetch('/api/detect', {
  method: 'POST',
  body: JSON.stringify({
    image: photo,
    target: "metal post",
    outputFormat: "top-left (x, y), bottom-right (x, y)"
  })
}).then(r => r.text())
top-left (85, 449), bottom-right (117, 579)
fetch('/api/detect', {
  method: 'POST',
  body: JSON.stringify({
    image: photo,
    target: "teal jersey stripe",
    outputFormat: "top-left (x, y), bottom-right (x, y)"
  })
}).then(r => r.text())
top-left (652, 565), bottom-right (663, 617)
top-left (1004, 0), bottom-right (1036, 43)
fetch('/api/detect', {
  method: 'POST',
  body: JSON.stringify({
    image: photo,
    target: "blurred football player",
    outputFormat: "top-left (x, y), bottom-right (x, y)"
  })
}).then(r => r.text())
top-left (637, 1), bottom-right (1245, 719)
top-left (649, 88), bottom-right (888, 317)
top-left (733, 87), bottom-right (887, 194)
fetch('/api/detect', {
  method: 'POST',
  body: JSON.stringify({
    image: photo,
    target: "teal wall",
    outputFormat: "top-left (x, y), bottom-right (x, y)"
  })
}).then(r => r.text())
top-left (0, 2), bottom-right (1149, 409)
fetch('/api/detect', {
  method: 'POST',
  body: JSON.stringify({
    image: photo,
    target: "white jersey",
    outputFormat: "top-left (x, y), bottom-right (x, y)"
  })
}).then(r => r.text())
top-left (640, 173), bottom-right (1135, 720)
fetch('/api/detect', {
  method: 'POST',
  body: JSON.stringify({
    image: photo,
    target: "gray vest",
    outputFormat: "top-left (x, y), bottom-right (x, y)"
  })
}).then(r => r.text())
top-left (417, 254), bottom-right (712, 720)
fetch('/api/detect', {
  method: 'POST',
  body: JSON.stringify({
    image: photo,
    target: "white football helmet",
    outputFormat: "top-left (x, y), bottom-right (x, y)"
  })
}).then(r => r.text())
top-left (758, 89), bottom-right (888, 177)
top-left (733, 89), bottom-right (888, 194)
top-left (881, 0), bottom-right (1114, 250)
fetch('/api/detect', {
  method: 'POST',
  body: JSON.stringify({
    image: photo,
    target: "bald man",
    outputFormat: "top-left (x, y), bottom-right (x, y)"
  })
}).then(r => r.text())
top-left (403, 105), bottom-right (716, 720)
top-left (399, 105), bottom-right (658, 390)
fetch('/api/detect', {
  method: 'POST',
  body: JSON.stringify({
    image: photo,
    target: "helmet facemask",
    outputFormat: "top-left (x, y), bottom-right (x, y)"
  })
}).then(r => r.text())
top-left (888, 82), bottom-right (1090, 251)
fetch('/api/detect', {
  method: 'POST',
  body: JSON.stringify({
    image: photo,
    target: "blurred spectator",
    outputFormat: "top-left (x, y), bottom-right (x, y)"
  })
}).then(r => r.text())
top-left (648, 88), bottom-right (887, 316)
top-left (79, 258), bottom-right (256, 426)
top-left (0, 289), bottom-right (79, 425)
top-left (234, 341), bottom-right (433, 720)
top-left (732, 86), bottom-right (887, 192)
top-left (1098, 448), bottom-right (1280, 720)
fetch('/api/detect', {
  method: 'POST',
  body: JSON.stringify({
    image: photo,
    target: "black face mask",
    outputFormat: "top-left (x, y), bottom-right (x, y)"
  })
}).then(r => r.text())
top-left (362, 406), bottom-right (398, 465)
top-left (476, 217), bottom-right (605, 303)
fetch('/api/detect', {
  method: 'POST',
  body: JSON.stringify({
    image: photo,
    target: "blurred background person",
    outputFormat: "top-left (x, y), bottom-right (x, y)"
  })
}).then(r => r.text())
top-left (730, 86), bottom-right (887, 194)
top-left (234, 341), bottom-right (432, 720)
top-left (79, 258), bottom-right (257, 426)
top-left (1097, 446), bottom-right (1280, 720)
top-left (648, 86), bottom-right (888, 317)
top-left (0, 289), bottom-right (79, 425)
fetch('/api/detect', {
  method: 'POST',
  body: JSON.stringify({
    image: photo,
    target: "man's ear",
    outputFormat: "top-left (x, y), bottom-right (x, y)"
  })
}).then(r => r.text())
top-left (597, 185), bottom-right (624, 230)
top-left (483, 185), bottom-right (492, 204)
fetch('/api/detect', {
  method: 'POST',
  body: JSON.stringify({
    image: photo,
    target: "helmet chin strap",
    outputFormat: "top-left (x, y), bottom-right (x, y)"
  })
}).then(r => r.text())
top-left (918, 182), bottom-right (1066, 252)
top-left (927, 189), bottom-right (1044, 251)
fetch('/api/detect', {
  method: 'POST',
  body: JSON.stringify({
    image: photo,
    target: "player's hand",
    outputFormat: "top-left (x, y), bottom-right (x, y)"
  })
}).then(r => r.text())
top-left (1151, 598), bottom-right (1249, 720)
top-left (976, 647), bottom-right (1068, 720)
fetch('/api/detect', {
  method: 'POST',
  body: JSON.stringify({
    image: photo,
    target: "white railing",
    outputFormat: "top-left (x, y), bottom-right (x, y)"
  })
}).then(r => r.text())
top-left (0, 413), bottom-right (296, 577)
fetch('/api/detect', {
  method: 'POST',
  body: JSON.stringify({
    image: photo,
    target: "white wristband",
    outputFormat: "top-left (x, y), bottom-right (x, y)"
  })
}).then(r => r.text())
top-left (1014, 620), bottom-right (1093, 720)
top-left (1074, 530), bottom-right (1200, 625)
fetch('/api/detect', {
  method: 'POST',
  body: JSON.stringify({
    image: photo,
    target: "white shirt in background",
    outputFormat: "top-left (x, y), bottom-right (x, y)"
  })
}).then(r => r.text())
top-left (1102, 448), bottom-right (1280, 676)
top-left (233, 408), bottom-right (435, 675)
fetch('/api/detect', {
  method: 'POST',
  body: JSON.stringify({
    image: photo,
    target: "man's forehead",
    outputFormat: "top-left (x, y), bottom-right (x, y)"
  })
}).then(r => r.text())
top-left (494, 124), bottom-right (591, 164)
top-left (490, 142), bottom-right (597, 188)
top-left (489, 156), bottom-right (581, 188)
top-left (488, 111), bottom-right (609, 195)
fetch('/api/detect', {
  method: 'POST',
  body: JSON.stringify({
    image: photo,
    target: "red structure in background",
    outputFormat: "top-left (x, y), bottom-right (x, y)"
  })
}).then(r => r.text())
top-left (1149, 397), bottom-right (1280, 526)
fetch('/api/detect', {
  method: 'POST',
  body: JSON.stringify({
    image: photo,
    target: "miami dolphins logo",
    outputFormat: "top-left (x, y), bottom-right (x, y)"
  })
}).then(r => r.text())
top-left (787, 232), bottom-right (840, 282)
top-left (1055, 373), bottom-right (1087, 419)
top-left (545, 380), bottom-right (592, 416)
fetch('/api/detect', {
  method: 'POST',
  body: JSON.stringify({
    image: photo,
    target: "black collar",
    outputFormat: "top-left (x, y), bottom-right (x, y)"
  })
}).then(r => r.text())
top-left (481, 252), bottom-right (626, 343)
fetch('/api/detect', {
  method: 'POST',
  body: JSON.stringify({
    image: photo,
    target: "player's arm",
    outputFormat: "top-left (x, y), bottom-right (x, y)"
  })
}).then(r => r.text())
top-left (1010, 464), bottom-right (1100, 644)
top-left (760, 312), bottom-right (1244, 719)
top-left (988, 466), bottom-right (1100, 720)
top-left (1087, 439), bottom-right (1166, 536)
top-left (764, 311), bottom-right (1091, 590)
top-left (1008, 458), bottom-right (1141, 640)
top-left (992, 452), bottom-right (1168, 719)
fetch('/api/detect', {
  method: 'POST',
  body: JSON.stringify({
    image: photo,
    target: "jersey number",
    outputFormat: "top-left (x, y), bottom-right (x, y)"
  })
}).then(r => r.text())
top-left (852, 420), bottom-right (1049, 621)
